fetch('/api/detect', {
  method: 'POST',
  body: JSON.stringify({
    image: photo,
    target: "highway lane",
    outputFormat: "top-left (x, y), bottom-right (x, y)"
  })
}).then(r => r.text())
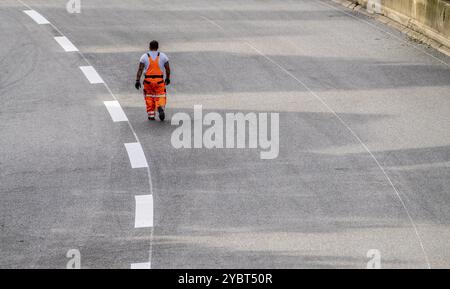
top-left (1, 0), bottom-right (450, 268)
top-left (0, 0), bottom-right (151, 268)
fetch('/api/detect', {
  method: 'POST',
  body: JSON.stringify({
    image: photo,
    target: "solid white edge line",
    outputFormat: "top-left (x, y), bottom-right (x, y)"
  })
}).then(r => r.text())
top-left (16, 0), bottom-right (155, 271)
top-left (79, 66), bottom-right (104, 84)
top-left (130, 262), bottom-right (151, 269)
top-left (103, 101), bottom-right (128, 122)
top-left (247, 40), bottom-right (433, 269)
top-left (54, 36), bottom-right (78, 52)
top-left (201, 15), bottom-right (432, 270)
top-left (125, 143), bottom-right (149, 169)
top-left (135, 195), bottom-right (153, 228)
top-left (23, 10), bottom-right (50, 24)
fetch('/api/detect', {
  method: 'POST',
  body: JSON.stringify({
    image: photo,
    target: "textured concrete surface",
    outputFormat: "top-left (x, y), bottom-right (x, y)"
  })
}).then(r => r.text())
top-left (355, 0), bottom-right (450, 49)
top-left (1, 0), bottom-right (450, 268)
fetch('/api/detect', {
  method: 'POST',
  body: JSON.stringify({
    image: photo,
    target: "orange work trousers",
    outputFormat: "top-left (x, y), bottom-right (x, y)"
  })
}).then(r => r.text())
top-left (144, 81), bottom-right (166, 117)
top-left (145, 96), bottom-right (167, 117)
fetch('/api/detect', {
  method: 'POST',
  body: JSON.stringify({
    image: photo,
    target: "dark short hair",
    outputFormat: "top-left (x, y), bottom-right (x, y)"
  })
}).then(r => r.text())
top-left (149, 40), bottom-right (159, 50)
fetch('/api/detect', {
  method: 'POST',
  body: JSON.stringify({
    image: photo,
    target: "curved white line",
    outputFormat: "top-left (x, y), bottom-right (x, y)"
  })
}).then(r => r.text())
top-left (202, 15), bottom-right (432, 269)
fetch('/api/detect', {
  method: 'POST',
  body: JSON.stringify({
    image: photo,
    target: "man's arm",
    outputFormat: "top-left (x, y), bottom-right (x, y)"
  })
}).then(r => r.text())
top-left (135, 62), bottom-right (145, 89)
top-left (164, 62), bottom-right (171, 85)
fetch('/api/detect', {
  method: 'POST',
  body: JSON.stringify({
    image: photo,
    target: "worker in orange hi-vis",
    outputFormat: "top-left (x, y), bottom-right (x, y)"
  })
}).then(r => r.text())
top-left (135, 40), bottom-right (171, 121)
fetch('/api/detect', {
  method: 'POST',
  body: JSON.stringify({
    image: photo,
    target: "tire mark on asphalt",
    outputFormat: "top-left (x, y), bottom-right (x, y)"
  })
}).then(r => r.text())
top-left (0, 11), bottom-right (40, 96)
top-left (14, 0), bottom-right (156, 269)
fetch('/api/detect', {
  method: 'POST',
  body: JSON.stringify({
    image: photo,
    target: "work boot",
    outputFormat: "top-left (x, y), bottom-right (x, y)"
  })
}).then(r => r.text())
top-left (158, 106), bottom-right (165, 121)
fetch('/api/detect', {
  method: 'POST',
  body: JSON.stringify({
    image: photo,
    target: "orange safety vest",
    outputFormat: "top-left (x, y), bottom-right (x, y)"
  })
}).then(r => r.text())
top-left (143, 52), bottom-right (165, 96)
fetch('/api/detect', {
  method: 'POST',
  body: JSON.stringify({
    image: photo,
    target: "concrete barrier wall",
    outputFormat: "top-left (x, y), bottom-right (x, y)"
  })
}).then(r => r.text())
top-left (356, 0), bottom-right (450, 48)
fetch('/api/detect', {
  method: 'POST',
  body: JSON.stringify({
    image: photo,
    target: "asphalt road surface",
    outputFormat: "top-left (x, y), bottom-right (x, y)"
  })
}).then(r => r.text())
top-left (1, 0), bottom-right (450, 269)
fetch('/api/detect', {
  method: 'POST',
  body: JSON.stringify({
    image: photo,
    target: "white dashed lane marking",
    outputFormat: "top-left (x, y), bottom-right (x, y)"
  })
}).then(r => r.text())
top-left (54, 36), bottom-right (78, 52)
top-left (134, 195), bottom-right (153, 228)
top-left (19, 2), bottom-right (156, 268)
top-left (73, 22), bottom-right (153, 266)
top-left (103, 101), bottom-right (128, 122)
top-left (23, 10), bottom-right (50, 24)
top-left (130, 262), bottom-right (151, 269)
top-left (124, 143), bottom-right (148, 169)
top-left (80, 66), bottom-right (104, 84)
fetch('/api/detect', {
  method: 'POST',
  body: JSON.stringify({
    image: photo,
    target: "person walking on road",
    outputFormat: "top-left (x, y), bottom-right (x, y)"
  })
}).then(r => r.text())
top-left (135, 40), bottom-right (171, 121)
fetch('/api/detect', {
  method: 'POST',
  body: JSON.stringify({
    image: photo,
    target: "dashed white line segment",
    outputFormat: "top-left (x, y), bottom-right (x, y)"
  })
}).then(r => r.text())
top-left (103, 101), bottom-right (128, 122)
top-left (54, 36), bottom-right (78, 52)
top-left (18, 0), bottom-right (156, 269)
top-left (124, 143), bottom-right (149, 169)
top-left (134, 195), bottom-right (154, 228)
top-left (23, 10), bottom-right (50, 24)
top-left (130, 262), bottom-right (151, 269)
top-left (202, 14), bottom-right (432, 270)
top-left (80, 66), bottom-right (104, 84)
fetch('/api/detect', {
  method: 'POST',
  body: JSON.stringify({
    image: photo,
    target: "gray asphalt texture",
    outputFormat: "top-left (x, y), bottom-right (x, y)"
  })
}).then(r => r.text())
top-left (1, 0), bottom-right (450, 269)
